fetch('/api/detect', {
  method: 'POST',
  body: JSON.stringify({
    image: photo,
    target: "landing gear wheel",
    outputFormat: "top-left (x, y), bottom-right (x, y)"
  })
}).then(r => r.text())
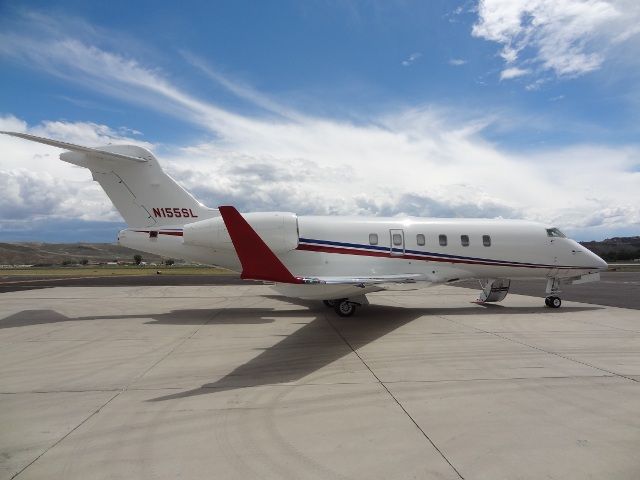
top-left (322, 300), bottom-right (336, 308)
top-left (545, 296), bottom-right (561, 308)
top-left (334, 299), bottom-right (356, 317)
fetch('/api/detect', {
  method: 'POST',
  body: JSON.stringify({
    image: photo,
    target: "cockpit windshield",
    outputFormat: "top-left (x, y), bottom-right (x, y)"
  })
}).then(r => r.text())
top-left (546, 227), bottom-right (566, 238)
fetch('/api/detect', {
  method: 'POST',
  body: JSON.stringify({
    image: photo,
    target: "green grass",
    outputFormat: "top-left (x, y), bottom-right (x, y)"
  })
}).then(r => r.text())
top-left (0, 265), bottom-right (234, 277)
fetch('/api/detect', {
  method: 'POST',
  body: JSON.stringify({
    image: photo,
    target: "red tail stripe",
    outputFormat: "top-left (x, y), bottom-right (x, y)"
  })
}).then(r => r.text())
top-left (218, 206), bottom-right (302, 284)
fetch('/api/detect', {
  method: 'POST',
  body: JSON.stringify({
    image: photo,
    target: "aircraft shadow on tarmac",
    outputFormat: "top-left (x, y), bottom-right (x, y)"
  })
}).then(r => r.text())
top-left (147, 298), bottom-right (602, 402)
top-left (0, 301), bottom-right (603, 402)
top-left (0, 308), bottom-right (277, 328)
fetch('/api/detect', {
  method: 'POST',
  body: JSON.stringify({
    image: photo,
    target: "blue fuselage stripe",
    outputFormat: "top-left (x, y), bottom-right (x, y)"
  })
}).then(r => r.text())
top-left (298, 237), bottom-right (558, 268)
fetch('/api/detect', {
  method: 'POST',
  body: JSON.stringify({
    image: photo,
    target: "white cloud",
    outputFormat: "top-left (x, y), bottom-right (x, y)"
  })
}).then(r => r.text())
top-left (449, 58), bottom-right (467, 66)
top-left (472, 0), bottom-right (640, 80)
top-left (0, 13), bottom-right (639, 240)
top-left (500, 66), bottom-right (530, 80)
top-left (181, 52), bottom-right (304, 122)
top-left (0, 115), bottom-right (153, 226)
top-left (401, 52), bottom-right (422, 67)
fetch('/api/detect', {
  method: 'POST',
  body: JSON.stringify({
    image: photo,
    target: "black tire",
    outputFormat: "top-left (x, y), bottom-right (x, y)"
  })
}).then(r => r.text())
top-left (544, 297), bottom-right (551, 307)
top-left (550, 296), bottom-right (562, 308)
top-left (323, 300), bottom-right (336, 308)
top-left (334, 300), bottom-right (356, 317)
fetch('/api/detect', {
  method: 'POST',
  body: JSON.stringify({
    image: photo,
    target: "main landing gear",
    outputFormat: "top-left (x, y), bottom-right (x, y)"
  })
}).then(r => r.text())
top-left (323, 297), bottom-right (367, 317)
top-left (545, 296), bottom-right (562, 308)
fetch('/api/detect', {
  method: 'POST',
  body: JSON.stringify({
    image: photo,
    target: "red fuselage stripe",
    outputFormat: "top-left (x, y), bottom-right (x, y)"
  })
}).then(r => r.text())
top-left (296, 243), bottom-right (566, 269)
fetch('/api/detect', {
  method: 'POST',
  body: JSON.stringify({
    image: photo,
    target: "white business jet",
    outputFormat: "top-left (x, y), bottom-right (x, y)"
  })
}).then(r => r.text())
top-left (2, 132), bottom-right (608, 316)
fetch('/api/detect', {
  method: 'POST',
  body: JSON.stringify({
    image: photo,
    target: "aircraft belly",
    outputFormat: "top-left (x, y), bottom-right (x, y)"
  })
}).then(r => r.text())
top-left (271, 284), bottom-right (384, 300)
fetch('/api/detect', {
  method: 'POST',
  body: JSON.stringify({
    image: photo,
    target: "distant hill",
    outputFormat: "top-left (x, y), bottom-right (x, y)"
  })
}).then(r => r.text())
top-left (580, 236), bottom-right (640, 262)
top-left (0, 243), bottom-right (166, 266)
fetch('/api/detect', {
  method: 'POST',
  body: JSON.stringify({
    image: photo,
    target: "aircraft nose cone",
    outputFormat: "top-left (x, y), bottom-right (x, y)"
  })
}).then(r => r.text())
top-left (596, 255), bottom-right (608, 271)
top-left (588, 250), bottom-right (608, 271)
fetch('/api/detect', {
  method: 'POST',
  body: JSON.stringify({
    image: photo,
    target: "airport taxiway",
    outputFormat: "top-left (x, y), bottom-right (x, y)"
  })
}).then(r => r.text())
top-left (1, 284), bottom-right (639, 479)
top-left (2, 271), bottom-right (639, 309)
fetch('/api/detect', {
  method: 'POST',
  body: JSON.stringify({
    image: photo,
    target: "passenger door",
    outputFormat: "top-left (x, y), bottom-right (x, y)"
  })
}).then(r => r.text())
top-left (389, 229), bottom-right (405, 256)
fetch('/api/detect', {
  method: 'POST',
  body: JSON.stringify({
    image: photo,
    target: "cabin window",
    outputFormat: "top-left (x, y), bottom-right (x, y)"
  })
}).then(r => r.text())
top-left (439, 234), bottom-right (447, 246)
top-left (369, 233), bottom-right (379, 245)
top-left (461, 235), bottom-right (469, 247)
top-left (546, 227), bottom-right (566, 238)
top-left (482, 235), bottom-right (491, 247)
top-left (149, 231), bottom-right (158, 239)
top-left (392, 233), bottom-right (403, 246)
top-left (416, 234), bottom-right (425, 246)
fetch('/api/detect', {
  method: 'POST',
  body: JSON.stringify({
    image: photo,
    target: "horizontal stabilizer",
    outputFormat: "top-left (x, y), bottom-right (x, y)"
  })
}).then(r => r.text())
top-left (0, 131), bottom-right (148, 163)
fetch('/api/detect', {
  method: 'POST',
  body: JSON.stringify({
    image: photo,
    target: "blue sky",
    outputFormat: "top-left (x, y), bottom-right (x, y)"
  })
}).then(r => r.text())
top-left (1, 0), bottom-right (639, 242)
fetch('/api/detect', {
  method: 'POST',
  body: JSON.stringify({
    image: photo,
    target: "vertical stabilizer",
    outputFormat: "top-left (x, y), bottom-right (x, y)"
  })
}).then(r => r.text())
top-left (1, 132), bottom-right (217, 227)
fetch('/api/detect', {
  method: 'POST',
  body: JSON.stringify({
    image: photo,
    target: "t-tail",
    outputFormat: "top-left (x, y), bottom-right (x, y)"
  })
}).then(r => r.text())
top-left (1, 131), bottom-right (217, 227)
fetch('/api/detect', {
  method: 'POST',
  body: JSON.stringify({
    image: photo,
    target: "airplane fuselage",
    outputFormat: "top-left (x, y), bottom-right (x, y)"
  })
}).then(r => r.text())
top-left (119, 215), bottom-right (606, 300)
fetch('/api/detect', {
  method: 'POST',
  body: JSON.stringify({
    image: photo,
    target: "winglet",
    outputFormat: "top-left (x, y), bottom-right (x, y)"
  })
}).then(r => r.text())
top-left (218, 206), bottom-right (302, 284)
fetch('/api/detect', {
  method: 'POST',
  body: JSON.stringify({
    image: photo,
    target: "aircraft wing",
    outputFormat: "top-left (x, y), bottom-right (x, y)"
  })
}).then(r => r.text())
top-left (298, 274), bottom-right (428, 287)
top-left (0, 131), bottom-right (148, 163)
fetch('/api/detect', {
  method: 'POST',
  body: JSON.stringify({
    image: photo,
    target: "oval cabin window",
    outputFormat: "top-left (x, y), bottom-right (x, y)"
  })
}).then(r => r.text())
top-left (416, 234), bottom-right (425, 246)
top-left (369, 233), bottom-right (378, 245)
top-left (439, 234), bottom-right (447, 246)
top-left (461, 235), bottom-right (469, 247)
top-left (483, 235), bottom-right (491, 247)
top-left (392, 233), bottom-right (403, 246)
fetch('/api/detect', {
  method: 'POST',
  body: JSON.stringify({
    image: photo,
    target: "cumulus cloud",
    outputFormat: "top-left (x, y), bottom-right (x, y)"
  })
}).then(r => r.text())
top-left (0, 114), bottom-right (152, 229)
top-left (472, 0), bottom-right (640, 80)
top-left (448, 58), bottom-right (467, 66)
top-left (500, 66), bottom-right (530, 80)
top-left (0, 12), bottom-right (639, 240)
top-left (0, 168), bottom-right (121, 224)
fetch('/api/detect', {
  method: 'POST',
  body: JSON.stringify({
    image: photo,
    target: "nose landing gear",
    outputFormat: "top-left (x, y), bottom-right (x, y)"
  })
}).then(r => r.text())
top-left (545, 277), bottom-right (562, 308)
top-left (545, 296), bottom-right (562, 308)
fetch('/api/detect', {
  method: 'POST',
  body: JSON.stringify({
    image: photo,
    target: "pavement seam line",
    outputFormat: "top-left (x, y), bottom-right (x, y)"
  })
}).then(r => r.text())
top-left (12, 308), bottom-right (223, 479)
top-left (324, 314), bottom-right (465, 480)
top-left (128, 307), bottom-right (224, 385)
top-left (440, 316), bottom-right (639, 384)
top-left (10, 390), bottom-right (121, 480)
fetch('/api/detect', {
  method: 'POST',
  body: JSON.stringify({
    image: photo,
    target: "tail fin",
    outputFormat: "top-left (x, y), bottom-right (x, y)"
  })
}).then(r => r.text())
top-left (2, 131), bottom-right (216, 227)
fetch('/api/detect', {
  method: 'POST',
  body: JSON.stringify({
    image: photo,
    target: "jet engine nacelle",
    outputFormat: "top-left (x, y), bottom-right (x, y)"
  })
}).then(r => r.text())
top-left (183, 211), bottom-right (299, 253)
